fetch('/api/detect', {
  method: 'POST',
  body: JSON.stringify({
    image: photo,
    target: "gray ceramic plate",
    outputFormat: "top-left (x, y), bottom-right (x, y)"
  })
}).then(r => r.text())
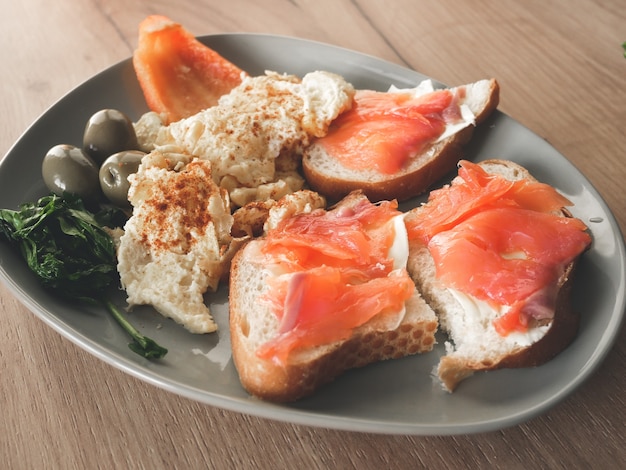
top-left (0, 34), bottom-right (624, 435)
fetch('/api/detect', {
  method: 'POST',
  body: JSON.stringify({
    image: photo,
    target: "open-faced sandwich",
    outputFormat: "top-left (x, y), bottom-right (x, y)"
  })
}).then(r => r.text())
top-left (303, 78), bottom-right (500, 203)
top-left (404, 159), bottom-right (592, 391)
top-left (229, 191), bottom-right (438, 402)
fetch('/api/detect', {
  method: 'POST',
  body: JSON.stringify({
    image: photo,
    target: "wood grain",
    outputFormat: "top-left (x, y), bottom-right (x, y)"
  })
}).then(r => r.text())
top-left (1, 1), bottom-right (624, 468)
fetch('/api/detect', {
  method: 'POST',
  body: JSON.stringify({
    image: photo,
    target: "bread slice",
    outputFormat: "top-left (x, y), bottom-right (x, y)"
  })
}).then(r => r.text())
top-left (229, 195), bottom-right (438, 403)
top-left (405, 159), bottom-right (589, 391)
top-left (302, 78), bottom-right (500, 203)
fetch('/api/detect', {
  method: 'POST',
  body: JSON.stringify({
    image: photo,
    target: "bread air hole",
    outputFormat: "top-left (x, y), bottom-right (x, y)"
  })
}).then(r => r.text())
top-left (239, 317), bottom-right (250, 338)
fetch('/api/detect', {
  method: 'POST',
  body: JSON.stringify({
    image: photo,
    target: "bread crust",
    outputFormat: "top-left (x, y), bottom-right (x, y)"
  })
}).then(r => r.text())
top-left (302, 79), bottom-right (500, 203)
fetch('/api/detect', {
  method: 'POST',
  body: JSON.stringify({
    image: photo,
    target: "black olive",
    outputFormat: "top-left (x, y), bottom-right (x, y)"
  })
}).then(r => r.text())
top-left (99, 150), bottom-right (145, 207)
top-left (42, 144), bottom-right (102, 203)
top-left (83, 109), bottom-right (139, 165)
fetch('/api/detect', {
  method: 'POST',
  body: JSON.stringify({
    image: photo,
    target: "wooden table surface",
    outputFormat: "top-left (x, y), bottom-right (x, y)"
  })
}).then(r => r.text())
top-left (1, 1), bottom-right (624, 468)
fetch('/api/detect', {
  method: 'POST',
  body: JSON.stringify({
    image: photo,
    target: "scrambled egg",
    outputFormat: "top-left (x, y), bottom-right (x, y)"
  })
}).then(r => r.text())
top-left (117, 149), bottom-right (242, 333)
top-left (118, 71), bottom-right (354, 333)
top-left (153, 70), bottom-right (354, 207)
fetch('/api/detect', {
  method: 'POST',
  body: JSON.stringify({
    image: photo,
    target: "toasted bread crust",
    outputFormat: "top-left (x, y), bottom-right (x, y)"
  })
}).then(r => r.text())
top-left (302, 79), bottom-right (500, 203)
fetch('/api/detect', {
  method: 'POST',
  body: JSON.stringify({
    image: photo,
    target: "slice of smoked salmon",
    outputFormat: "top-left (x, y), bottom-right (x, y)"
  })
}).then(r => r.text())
top-left (262, 198), bottom-right (400, 276)
top-left (257, 196), bottom-right (414, 364)
top-left (316, 89), bottom-right (457, 174)
top-left (428, 207), bottom-right (591, 306)
top-left (257, 267), bottom-right (415, 364)
top-left (406, 160), bottom-right (575, 243)
top-left (406, 160), bottom-right (592, 335)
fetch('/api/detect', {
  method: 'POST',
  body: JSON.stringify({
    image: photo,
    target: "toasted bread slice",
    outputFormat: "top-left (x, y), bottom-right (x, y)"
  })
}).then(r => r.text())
top-left (302, 79), bottom-right (499, 203)
top-left (405, 159), bottom-right (590, 391)
top-left (229, 193), bottom-right (438, 402)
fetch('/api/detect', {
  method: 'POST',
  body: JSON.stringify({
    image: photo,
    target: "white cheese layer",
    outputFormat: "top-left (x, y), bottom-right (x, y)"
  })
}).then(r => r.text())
top-left (448, 288), bottom-right (549, 348)
top-left (388, 79), bottom-right (476, 142)
top-left (381, 214), bottom-right (412, 329)
top-left (388, 214), bottom-right (410, 270)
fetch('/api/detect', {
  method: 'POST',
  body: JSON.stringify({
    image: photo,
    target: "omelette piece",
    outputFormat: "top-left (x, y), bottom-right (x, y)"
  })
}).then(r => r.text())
top-left (154, 70), bottom-right (355, 207)
top-left (117, 150), bottom-right (239, 333)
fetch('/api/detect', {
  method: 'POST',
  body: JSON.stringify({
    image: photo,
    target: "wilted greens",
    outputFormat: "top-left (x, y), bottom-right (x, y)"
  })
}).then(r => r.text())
top-left (0, 194), bottom-right (167, 358)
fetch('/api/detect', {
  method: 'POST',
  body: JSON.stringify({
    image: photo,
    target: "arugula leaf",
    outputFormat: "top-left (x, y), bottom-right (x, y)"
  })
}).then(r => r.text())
top-left (0, 193), bottom-right (167, 359)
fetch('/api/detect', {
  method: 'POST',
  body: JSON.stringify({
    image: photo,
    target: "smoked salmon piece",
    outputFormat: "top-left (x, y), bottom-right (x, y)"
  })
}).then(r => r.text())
top-left (406, 160), bottom-right (576, 243)
top-left (261, 198), bottom-right (400, 274)
top-left (429, 207), bottom-right (591, 333)
top-left (316, 89), bottom-right (458, 174)
top-left (133, 15), bottom-right (246, 123)
top-left (407, 160), bottom-right (592, 335)
top-left (257, 196), bottom-right (414, 364)
top-left (257, 267), bottom-right (415, 364)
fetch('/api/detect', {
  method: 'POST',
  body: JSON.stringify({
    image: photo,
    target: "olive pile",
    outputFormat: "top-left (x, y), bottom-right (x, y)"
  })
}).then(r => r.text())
top-left (41, 109), bottom-right (146, 208)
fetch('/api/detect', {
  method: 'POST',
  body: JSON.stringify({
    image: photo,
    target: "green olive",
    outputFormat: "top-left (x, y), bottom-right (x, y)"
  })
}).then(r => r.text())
top-left (42, 144), bottom-right (102, 203)
top-left (83, 109), bottom-right (139, 165)
top-left (99, 150), bottom-right (145, 207)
